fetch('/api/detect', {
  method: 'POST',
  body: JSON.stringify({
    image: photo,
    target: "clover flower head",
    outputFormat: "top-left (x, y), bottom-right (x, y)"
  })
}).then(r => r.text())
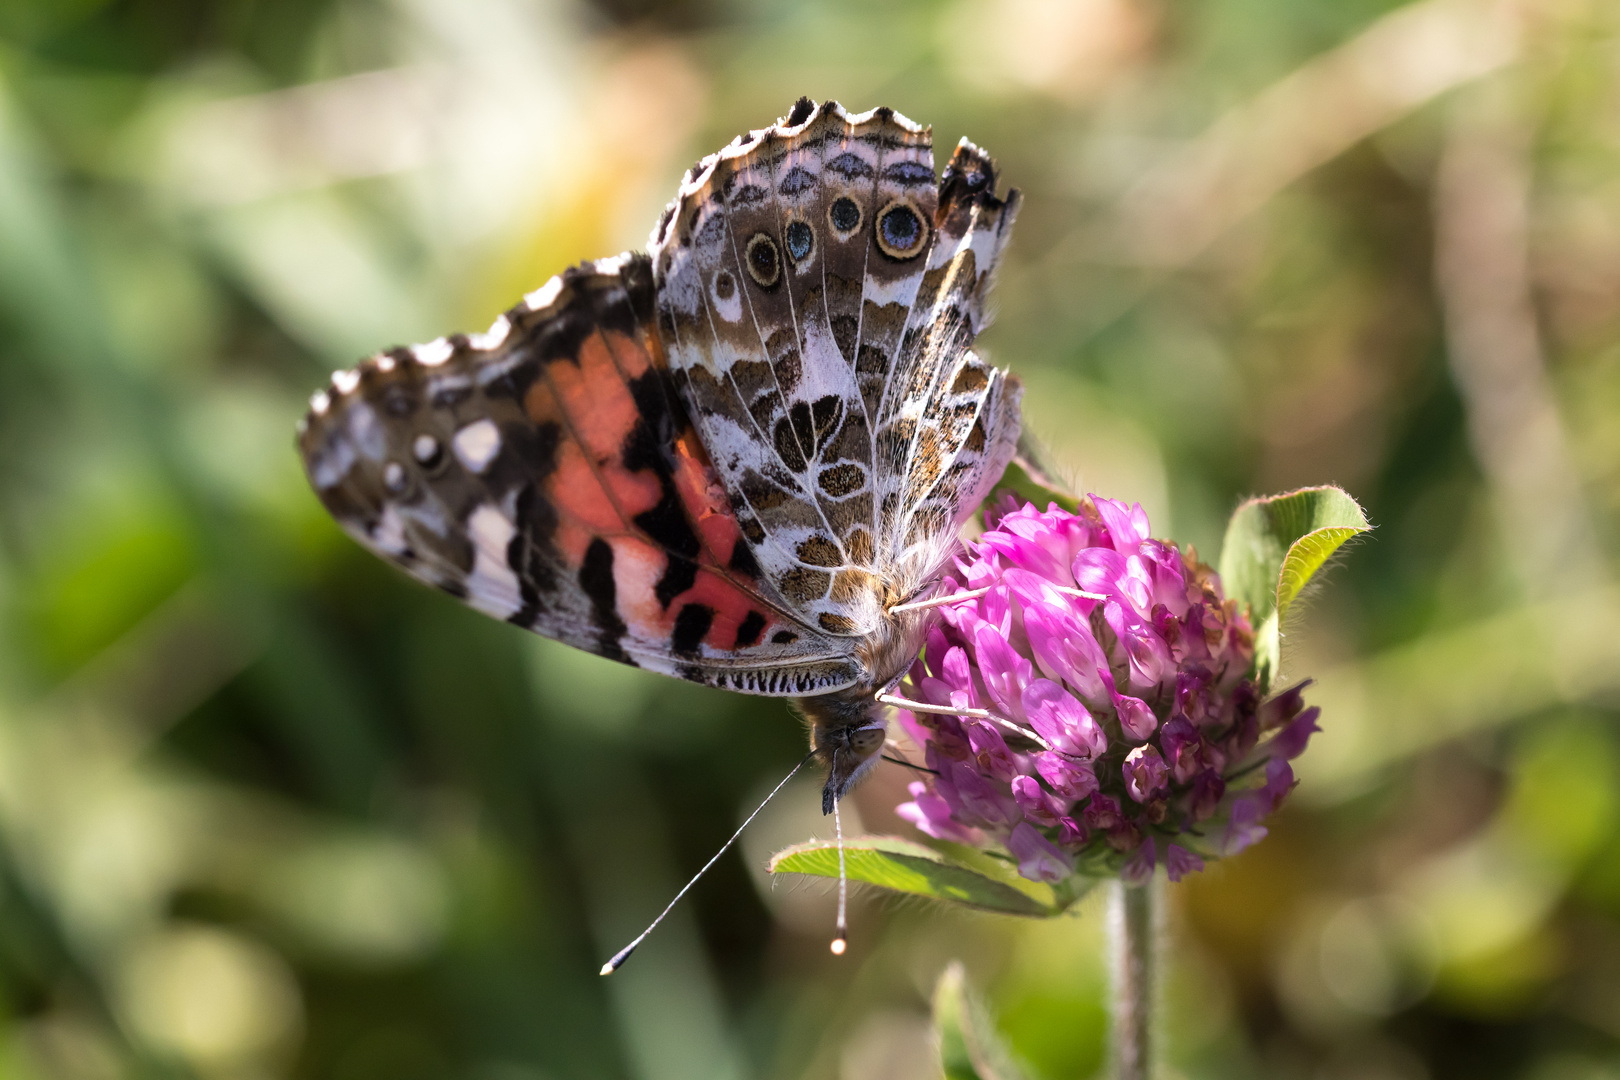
top-left (895, 496), bottom-right (1317, 883)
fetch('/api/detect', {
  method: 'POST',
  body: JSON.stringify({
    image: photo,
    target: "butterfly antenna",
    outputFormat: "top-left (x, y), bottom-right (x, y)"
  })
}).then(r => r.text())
top-left (600, 751), bottom-right (814, 976)
top-left (830, 772), bottom-right (849, 956)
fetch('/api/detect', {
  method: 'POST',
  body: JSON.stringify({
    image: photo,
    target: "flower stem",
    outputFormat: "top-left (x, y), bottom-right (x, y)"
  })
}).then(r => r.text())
top-left (1109, 877), bottom-right (1159, 1080)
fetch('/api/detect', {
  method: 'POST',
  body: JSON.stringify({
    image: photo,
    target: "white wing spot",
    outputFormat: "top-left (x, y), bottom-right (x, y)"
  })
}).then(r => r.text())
top-left (414, 338), bottom-right (454, 367)
top-left (375, 354), bottom-right (396, 373)
top-left (452, 419), bottom-right (501, 474)
top-left (412, 433), bottom-right (440, 464)
top-left (711, 273), bottom-right (743, 323)
top-left (471, 314), bottom-right (510, 351)
top-left (426, 374), bottom-right (470, 401)
top-left (862, 273), bottom-right (922, 308)
top-left (347, 400), bottom-right (387, 459)
top-left (373, 504), bottom-right (407, 554)
top-left (310, 390), bottom-right (331, 415)
top-left (310, 440), bottom-right (354, 489)
top-left (466, 504), bottom-right (521, 618)
top-left (524, 278), bottom-right (564, 311)
top-left (331, 368), bottom-right (360, 394)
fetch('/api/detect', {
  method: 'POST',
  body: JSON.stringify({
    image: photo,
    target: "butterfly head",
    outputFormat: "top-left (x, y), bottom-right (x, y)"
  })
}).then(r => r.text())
top-left (798, 691), bottom-right (889, 815)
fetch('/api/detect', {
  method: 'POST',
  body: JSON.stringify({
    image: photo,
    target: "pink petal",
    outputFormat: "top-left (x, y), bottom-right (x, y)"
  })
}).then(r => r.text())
top-left (972, 624), bottom-right (1032, 718)
top-left (1007, 822), bottom-right (1073, 883)
top-left (1022, 679), bottom-right (1107, 760)
top-left (1121, 839), bottom-right (1156, 884)
top-left (1092, 496), bottom-right (1152, 553)
top-left (1166, 844), bottom-right (1205, 883)
top-left (1035, 752), bottom-right (1099, 800)
top-left (1123, 744), bottom-right (1169, 803)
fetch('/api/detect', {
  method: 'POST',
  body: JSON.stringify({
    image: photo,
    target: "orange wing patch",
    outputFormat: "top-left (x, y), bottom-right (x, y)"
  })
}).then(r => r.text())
top-left (521, 322), bottom-right (798, 656)
top-left (526, 332), bottom-right (661, 551)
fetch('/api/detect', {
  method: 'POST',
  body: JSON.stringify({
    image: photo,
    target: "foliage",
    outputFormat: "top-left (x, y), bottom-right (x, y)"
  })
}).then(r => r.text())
top-left (770, 837), bottom-right (1095, 917)
top-left (1218, 485), bottom-right (1371, 692)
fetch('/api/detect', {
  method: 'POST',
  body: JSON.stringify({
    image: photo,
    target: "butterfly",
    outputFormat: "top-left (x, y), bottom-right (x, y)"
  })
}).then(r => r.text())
top-left (298, 95), bottom-right (1022, 853)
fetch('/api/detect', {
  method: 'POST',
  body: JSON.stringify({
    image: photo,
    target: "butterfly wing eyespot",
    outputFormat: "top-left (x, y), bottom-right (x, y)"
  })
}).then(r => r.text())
top-left (827, 196), bottom-right (862, 238)
top-left (874, 200), bottom-right (928, 260)
top-left (411, 433), bottom-right (443, 469)
top-left (784, 219), bottom-right (814, 263)
top-left (744, 232), bottom-right (781, 287)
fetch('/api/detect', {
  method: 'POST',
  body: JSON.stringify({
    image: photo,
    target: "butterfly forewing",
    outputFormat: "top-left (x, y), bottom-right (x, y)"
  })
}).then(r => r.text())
top-left (299, 254), bottom-right (859, 696)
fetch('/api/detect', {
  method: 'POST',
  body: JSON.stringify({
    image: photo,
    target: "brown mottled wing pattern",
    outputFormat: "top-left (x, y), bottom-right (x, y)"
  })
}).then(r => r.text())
top-left (297, 254), bottom-right (860, 696)
top-left (649, 100), bottom-right (1023, 628)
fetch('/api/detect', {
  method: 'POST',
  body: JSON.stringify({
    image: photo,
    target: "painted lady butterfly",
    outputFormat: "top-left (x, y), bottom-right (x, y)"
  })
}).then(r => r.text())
top-left (298, 97), bottom-right (1022, 827)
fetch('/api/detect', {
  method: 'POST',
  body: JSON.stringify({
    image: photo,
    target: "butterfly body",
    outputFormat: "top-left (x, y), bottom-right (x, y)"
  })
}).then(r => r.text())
top-left (299, 99), bottom-right (1022, 809)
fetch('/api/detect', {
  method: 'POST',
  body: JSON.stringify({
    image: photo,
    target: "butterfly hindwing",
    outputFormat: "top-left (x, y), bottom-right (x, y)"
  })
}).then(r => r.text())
top-left (653, 106), bottom-right (892, 639)
top-left (651, 101), bottom-right (1023, 622)
top-left (768, 107), bottom-right (878, 570)
top-left (298, 254), bottom-right (860, 696)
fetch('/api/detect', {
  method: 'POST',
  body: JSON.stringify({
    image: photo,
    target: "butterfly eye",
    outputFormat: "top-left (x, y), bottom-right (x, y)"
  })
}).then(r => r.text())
top-left (875, 200), bottom-right (927, 259)
top-left (784, 219), bottom-right (813, 263)
top-left (744, 232), bottom-right (781, 287)
top-left (849, 725), bottom-right (886, 757)
top-left (827, 196), bottom-right (861, 237)
top-left (412, 433), bottom-right (443, 470)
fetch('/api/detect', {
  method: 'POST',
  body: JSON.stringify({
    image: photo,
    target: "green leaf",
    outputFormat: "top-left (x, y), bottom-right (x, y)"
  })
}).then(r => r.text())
top-left (933, 961), bottom-right (1029, 1080)
top-left (767, 835), bottom-right (1062, 916)
top-left (929, 839), bottom-right (1101, 912)
top-left (1218, 485), bottom-right (1371, 693)
top-left (990, 432), bottom-right (1080, 512)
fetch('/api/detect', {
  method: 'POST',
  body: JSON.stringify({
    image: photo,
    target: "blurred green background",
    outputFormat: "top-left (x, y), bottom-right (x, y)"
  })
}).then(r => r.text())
top-left (1, 0), bottom-right (1618, 1076)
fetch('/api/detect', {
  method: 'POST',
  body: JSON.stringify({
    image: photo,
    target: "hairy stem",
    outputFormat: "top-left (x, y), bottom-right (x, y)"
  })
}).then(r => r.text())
top-left (1109, 877), bottom-right (1159, 1080)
